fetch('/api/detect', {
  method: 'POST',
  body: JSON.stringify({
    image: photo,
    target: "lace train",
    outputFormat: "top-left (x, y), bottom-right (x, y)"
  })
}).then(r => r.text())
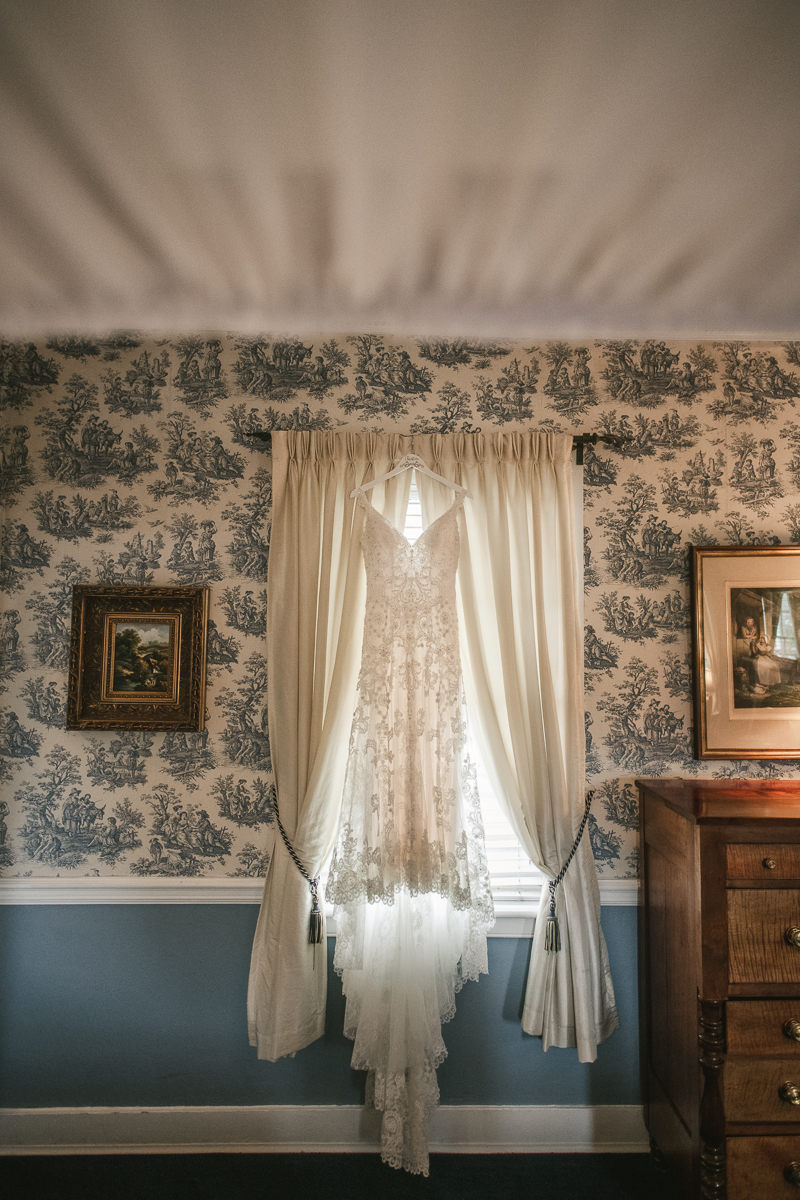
top-left (334, 889), bottom-right (492, 1175)
top-left (367, 1063), bottom-right (440, 1175)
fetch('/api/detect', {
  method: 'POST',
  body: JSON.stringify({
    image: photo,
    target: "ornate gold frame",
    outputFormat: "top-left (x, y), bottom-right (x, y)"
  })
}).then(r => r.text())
top-left (692, 546), bottom-right (800, 759)
top-left (67, 585), bottom-right (208, 731)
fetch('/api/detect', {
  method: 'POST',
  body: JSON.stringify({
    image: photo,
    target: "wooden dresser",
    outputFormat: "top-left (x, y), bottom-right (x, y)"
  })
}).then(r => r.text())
top-left (637, 778), bottom-right (800, 1199)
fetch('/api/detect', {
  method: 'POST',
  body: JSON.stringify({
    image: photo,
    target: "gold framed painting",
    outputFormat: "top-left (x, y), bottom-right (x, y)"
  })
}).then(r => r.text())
top-left (691, 546), bottom-right (800, 758)
top-left (67, 585), bottom-right (208, 731)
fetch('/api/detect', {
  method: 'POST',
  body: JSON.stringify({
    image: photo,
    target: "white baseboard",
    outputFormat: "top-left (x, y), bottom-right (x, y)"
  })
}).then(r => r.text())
top-left (0, 1104), bottom-right (648, 1156)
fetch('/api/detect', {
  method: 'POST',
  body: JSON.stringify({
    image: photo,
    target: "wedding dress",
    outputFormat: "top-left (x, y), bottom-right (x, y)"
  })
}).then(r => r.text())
top-left (326, 487), bottom-right (494, 1176)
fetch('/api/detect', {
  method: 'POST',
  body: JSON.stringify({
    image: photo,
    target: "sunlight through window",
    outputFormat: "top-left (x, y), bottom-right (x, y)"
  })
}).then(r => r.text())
top-left (775, 591), bottom-right (799, 660)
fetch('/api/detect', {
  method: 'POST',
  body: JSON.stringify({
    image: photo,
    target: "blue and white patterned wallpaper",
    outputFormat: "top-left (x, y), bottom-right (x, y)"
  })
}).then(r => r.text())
top-left (2, 333), bottom-right (800, 880)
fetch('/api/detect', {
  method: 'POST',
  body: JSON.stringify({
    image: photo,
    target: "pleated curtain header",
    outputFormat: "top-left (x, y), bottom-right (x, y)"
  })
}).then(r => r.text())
top-left (278, 431), bottom-right (573, 469)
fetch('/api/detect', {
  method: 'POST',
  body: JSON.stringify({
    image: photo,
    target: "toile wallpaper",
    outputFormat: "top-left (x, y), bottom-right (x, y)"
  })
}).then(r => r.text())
top-left (2, 332), bottom-right (800, 882)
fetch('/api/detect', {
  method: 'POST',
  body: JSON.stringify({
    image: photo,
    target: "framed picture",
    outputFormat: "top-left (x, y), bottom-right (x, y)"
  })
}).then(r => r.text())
top-left (691, 546), bottom-right (800, 759)
top-left (67, 586), bottom-right (208, 731)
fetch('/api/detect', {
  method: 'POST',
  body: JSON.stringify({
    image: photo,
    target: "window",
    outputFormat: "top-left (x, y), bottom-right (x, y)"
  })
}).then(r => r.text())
top-left (774, 591), bottom-right (799, 660)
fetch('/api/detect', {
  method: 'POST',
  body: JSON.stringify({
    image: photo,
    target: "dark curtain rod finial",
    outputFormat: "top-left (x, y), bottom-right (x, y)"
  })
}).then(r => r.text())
top-left (571, 432), bottom-right (631, 464)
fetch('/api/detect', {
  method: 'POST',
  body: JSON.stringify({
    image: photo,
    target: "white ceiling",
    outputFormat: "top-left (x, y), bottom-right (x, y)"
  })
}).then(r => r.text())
top-left (1, 0), bottom-right (799, 337)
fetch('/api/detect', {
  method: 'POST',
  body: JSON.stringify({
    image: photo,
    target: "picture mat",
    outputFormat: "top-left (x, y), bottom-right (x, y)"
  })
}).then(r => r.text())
top-left (703, 555), bottom-right (800, 753)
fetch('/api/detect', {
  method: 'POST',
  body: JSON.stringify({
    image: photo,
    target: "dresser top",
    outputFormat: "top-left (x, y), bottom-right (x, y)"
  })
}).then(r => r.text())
top-left (635, 777), bottom-right (800, 823)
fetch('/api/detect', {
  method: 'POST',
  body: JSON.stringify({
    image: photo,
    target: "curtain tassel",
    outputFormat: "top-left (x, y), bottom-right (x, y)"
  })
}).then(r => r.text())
top-left (544, 885), bottom-right (561, 953)
top-left (273, 793), bottom-right (323, 949)
top-left (544, 790), bottom-right (594, 955)
top-left (308, 879), bottom-right (323, 945)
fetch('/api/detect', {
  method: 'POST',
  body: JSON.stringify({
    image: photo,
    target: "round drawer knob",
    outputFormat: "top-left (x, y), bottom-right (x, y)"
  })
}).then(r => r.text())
top-left (786, 928), bottom-right (800, 949)
top-left (780, 1082), bottom-right (800, 1105)
top-left (764, 858), bottom-right (777, 870)
top-left (785, 1019), bottom-right (800, 1042)
top-left (786, 1161), bottom-right (800, 1187)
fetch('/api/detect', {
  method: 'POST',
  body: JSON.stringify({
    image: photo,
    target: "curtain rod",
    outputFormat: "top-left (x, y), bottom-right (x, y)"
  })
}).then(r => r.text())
top-left (571, 432), bottom-right (629, 464)
top-left (247, 430), bottom-right (628, 465)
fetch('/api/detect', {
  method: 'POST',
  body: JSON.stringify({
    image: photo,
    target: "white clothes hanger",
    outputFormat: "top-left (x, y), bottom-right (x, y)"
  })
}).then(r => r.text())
top-left (350, 453), bottom-right (472, 499)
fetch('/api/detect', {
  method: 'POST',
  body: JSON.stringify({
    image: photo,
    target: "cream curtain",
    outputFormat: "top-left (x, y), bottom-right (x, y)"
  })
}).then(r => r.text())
top-left (248, 431), bottom-right (411, 1061)
top-left (251, 429), bottom-right (616, 1064)
top-left (413, 432), bottom-right (618, 1061)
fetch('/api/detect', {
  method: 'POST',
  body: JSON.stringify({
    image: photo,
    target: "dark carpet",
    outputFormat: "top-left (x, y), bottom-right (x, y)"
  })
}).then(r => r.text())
top-left (2, 1152), bottom-right (686, 1199)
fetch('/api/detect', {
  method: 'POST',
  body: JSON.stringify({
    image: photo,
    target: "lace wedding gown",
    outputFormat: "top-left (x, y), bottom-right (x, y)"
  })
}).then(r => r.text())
top-left (326, 489), bottom-right (494, 1176)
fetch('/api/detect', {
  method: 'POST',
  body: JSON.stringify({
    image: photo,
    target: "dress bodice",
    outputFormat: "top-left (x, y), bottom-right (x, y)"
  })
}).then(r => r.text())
top-left (356, 491), bottom-right (464, 710)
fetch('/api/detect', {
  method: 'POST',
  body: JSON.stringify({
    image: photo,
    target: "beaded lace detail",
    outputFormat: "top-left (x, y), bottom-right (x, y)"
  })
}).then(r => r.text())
top-left (328, 490), bottom-right (494, 1176)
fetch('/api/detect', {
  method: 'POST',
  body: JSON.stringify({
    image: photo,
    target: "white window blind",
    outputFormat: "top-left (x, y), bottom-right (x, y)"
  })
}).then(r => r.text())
top-left (403, 472), bottom-right (541, 914)
top-left (467, 729), bottom-right (541, 914)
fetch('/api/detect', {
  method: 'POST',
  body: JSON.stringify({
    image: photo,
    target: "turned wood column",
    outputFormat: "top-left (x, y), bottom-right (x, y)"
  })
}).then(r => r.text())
top-left (699, 998), bottom-right (726, 1199)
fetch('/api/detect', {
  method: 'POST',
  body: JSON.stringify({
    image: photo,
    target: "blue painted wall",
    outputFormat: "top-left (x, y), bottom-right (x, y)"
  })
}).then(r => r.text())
top-left (0, 906), bottom-right (638, 1109)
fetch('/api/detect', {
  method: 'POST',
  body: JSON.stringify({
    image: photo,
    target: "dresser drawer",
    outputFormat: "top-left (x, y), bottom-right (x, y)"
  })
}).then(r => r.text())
top-left (727, 1137), bottom-right (800, 1199)
top-left (726, 1060), bottom-right (800, 1122)
top-left (729, 891), bottom-right (800, 984)
top-left (728, 1001), bottom-right (800, 1056)
top-left (728, 844), bottom-right (800, 879)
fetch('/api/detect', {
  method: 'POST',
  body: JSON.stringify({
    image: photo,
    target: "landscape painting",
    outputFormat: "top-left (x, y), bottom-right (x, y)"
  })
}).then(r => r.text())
top-left (106, 619), bottom-right (176, 700)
